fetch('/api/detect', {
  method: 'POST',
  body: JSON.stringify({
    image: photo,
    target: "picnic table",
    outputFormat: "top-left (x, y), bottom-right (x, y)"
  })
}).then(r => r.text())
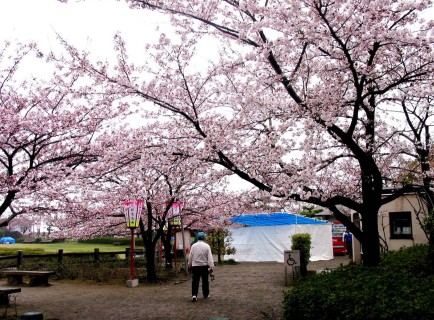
top-left (0, 287), bottom-right (21, 306)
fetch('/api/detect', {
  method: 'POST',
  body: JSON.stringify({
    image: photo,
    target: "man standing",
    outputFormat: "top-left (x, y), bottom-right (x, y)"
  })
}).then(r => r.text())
top-left (188, 232), bottom-right (214, 302)
top-left (343, 229), bottom-right (353, 260)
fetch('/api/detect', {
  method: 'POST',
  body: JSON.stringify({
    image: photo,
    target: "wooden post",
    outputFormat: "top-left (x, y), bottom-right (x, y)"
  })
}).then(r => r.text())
top-left (17, 250), bottom-right (23, 269)
top-left (94, 248), bottom-right (100, 262)
top-left (57, 249), bottom-right (64, 263)
top-left (125, 248), bottom-right (130, 265)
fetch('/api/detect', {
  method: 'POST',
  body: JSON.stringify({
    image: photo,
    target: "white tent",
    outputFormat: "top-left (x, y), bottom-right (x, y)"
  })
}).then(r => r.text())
top-left (225, 213), bottom-right (333, 262)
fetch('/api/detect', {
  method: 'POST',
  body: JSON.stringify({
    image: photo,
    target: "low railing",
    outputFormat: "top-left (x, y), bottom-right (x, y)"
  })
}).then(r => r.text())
top-left (0, 248), bottom-right (145, 269)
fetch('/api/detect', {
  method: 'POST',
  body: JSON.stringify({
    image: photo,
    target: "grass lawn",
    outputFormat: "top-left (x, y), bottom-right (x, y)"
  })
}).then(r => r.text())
top-left (0, 242), bottom-right (144, 253)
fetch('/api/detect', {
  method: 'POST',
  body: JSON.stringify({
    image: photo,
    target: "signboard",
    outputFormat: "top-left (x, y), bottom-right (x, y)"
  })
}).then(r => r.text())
top-left (332, 222), bottom-right (346, 236)
top-left (284, 250), bottom-right (301, 267)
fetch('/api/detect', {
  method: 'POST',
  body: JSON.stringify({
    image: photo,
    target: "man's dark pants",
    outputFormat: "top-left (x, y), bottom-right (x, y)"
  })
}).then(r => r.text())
top-left (191, 266), bottom-right (209, 297)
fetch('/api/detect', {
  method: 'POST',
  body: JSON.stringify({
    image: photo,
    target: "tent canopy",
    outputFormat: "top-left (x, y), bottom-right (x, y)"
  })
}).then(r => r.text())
top-left (226, 212), bottom-right (333, 262)
top-left (0, 237), bottom-right (15, 244)
top-left (231, 212), bottom-right (329, 226)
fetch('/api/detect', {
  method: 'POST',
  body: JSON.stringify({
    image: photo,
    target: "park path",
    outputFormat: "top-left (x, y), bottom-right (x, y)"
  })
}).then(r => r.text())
top-left (2, 256), bottom-right (349, 320)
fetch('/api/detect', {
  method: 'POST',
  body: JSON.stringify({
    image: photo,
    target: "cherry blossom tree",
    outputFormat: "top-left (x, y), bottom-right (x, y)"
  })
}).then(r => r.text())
top-left (129, 0), bottom-right (434, 267)
top-left (7, 215), bottom-right (34, 236)
top-left (0, 41), bottom-right (127, 227)
top-left (396, 92), bottom-right (434, 246)
top-left (59, 0), bottom-right (433, 267)
top-left (52, 123), bottom-right (244, 281)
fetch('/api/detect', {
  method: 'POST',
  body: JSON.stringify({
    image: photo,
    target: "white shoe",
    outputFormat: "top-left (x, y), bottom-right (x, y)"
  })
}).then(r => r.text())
top-left (204, 294), bottom-right (210, 299)
top-left (192, 295), bottom-right (197, 302)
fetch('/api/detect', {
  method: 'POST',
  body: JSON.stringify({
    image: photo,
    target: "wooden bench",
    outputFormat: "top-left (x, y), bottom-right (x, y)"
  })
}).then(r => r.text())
top-left (2, 270), bottom-right (56, 287)
top-left (0, 287), bottom-right (21, 306)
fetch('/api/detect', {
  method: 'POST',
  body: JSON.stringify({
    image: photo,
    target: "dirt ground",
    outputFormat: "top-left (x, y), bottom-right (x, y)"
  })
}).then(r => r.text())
top-left (1, 256), bottom-right (350, 320)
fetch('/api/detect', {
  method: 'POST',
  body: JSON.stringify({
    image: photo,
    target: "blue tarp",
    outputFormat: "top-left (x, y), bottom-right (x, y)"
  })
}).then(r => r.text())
top-left (0, 237), bottom-right (15, 244)
top-left (230, 212), bottom-right (328, 226)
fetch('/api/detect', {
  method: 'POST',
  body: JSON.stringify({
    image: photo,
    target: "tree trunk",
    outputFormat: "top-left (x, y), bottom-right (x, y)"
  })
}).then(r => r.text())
top-left (422, 186), bottom-right (434, 246)
top-left (216, 230), bottom-right (222, 263)
top-left (421, 181), bottom-right (434, 270)
top-left (145, 241), bottom-right (157, 282)
top-left (359, 167), bottom-right (382, 267)
top-left (139, 202), bottom-right (159, 282)
top-left (360, 209), bottom-right (381, 267)
top-left (163, 224), bottom-right (173, 269)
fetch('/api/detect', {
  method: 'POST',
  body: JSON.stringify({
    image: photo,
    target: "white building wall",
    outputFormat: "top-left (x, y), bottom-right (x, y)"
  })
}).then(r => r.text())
top-left (379, 193), bottom-right (428, 251)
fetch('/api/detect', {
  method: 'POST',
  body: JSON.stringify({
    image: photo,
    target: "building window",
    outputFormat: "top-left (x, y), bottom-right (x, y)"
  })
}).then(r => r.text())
top-left (389, 211), bottom-right (413, 239)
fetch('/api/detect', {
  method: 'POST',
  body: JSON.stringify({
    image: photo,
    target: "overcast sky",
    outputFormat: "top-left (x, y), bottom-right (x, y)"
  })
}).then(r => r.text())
top-left (0, 0), bottom-right (172, 58)
top-left (2, 1), bottom-right (431, 66)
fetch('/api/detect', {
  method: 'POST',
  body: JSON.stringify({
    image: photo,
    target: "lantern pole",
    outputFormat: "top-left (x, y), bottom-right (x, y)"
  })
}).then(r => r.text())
top-left (130, 227), bottom-right (135, 281)
top-left (122, 199), bottom-right (143, 288)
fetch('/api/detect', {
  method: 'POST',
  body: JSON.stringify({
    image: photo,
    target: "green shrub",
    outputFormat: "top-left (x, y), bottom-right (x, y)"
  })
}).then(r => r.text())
top-left (208, 228), bottom-right (237, 263)
top-left (283, 245), bottom-right (434, 320)
top-left (78, 237), bottom-right (141, 246)
top-left (291, 233), bottom-right (311, 277)
top-left (51, 238), bottom-right (66, 243)
top-left (217, 259), bottom-right (237, 265)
